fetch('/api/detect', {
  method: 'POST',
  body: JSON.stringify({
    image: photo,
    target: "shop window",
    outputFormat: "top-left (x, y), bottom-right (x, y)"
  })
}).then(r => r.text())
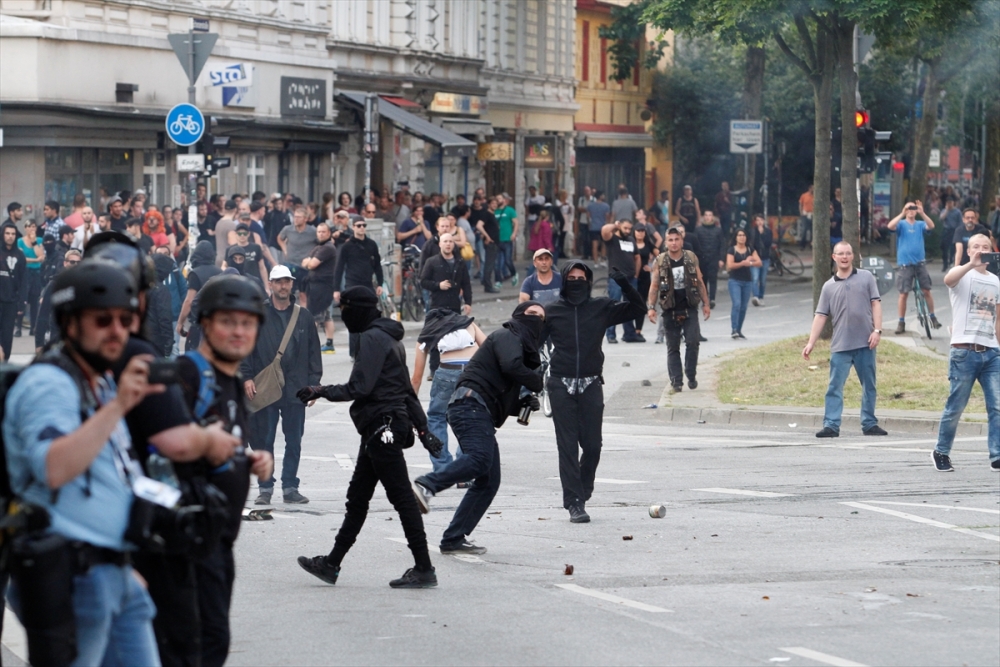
top-left (246, 155), bottom-right (265, 196)
top-left (143, 151), bottom-right (167, 207)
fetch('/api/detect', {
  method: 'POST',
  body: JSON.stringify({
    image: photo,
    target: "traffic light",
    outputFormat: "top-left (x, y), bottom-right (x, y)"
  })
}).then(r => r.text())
top-left (854, 110), bottom-right (870, 128)
top-left (196, 117), bottom-right (231, 176)
top-left (858, 127), bottom-right (876, 173)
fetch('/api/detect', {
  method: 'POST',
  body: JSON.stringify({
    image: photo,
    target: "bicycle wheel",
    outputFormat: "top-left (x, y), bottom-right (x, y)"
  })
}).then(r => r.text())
top-left (780, 249), bottom-right (805, 276)
top-left (378, 288), bottom-right (395, 320)
top-left (914, 288), bottom-right (932, 339)
top-left (771, 249), bottom-right (785, 276)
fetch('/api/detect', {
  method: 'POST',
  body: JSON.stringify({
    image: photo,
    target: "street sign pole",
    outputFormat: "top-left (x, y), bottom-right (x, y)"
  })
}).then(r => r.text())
top-left (364, 93), bottom-right (376, 201)
top-left (186, 27), bottom-right (198, 260)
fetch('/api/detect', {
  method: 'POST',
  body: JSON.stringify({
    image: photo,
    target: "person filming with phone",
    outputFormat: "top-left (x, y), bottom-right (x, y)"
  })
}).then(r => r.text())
top-left (887, 200), bottom-right (941, 335)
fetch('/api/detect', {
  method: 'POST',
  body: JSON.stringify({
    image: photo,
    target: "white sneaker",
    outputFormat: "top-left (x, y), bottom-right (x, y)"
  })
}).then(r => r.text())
top-left (411, 480), bottom-right (434, 514)
top-left (751, 296), bottom-right (760, 306)
top-left (757, 298), bottom-right (764, 306)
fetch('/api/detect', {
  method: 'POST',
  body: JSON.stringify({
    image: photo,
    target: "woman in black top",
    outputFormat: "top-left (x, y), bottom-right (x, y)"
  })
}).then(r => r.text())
top-left (632, 224), bottom-right (657, 336)
top-left (725, 229), bottom-right (760, 339)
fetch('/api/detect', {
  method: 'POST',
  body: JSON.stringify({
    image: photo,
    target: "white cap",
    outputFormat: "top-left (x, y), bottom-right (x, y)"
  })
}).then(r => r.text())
top-left (269, 265), bottom-right (293, 281)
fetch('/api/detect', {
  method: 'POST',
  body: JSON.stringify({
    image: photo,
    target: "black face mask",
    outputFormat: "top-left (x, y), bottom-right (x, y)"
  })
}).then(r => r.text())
top-left (564, 280), bottom-right (591, 305)
top-left (340, 305), bottom-right (379, 334)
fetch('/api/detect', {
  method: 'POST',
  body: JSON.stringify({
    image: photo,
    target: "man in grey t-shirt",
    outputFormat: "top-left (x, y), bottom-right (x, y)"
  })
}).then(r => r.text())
top-left (610, 186), bottom-right (638, 224)
top-left (277, 206), bottom-right (318, 303)
top-left (802, 241), bottom-right (887, 438)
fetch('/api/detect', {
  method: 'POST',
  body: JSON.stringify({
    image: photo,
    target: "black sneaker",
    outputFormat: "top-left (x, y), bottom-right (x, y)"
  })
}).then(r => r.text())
top-left (688, 379), bottom-right (698, 390)
top-left (389, 567), bottom-right (437, 589)
top-left (254, 492), bottom-right (272, 506)
top-left (568, 503), bottom-right (590, 523)
top-left (283, 489), bottom-right (309, 504)
top-left (991, 459), bottom-right (1000, 472)
top-left (863, 425), bottom-right (888, 436)
top-left (298, 555), bottom-right (340, 585)
top-left (815, 427), bottom-right (839, 438)
top-left (440, 540), bottom-right (487, 555)
top-left (412, 480), bottom-right (433, 514)
top-left (932, 451), bottom-right (954, 472)
top-left (606, 337), bottom-right (618, 344)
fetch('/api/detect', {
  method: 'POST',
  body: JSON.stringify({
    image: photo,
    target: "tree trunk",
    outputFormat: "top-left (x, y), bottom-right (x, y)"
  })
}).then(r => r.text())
top-left (908, 59), bottom-right (942, 203)
top-left (836, 19), bottom-right (861, 262)
top-left (981, 98), bottom-right (1000, 220)
top-left (812, 29), bottom-right (835, 320)
top-left (742, 45), bottom-right (766, 212)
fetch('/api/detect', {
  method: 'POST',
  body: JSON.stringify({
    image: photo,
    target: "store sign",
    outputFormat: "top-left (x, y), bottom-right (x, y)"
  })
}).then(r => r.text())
top-left (477, 142), bottom-right (513, 162)
top-left (429, 92), bottom-right (486, 115)
top-left (208, 62), bottom-right (253, 87)
top-left (177, 154), bottom-right (206, 172)
top-left (523, 136), bottom-right (556, 169)
top-left (280, 77), bottom-right (326, 117)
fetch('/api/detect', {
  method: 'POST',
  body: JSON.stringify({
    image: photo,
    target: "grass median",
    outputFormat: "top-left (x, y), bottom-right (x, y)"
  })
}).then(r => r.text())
top-left (716, 336), bottom-right (983, 412)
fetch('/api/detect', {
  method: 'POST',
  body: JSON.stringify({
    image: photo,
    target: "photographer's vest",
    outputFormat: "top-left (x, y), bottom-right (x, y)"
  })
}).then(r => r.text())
top-left (656, 250), bottom-right (702, 311)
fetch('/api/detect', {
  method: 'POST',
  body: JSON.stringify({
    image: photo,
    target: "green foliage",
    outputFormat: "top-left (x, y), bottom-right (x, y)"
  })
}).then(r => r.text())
top-left (597, 0), bottom-right (668, 82)
top-left (858, 49), bottom-right (915, 154)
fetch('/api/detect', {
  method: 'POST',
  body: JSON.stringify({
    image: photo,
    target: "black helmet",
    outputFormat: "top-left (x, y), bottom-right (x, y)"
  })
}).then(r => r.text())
top-left (51, 259), bottom-right (139, 319)
top-left (86, 234), bottom-right (155, 291)
top-left (196, 274), bottom-right (267, 322)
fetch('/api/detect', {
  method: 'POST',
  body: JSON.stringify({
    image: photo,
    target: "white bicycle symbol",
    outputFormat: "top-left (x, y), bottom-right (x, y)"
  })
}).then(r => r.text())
top-left (169, 114), bottom-right (202, 136)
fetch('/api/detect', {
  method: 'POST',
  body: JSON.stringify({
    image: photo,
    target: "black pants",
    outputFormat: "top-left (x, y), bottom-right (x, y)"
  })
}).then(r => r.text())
top-left (0, 301), bottom-right (18, 360)
top-left (549, 378), bottom-right (604, 509)
top-left (328, 422), bottom-right (432, 571)
top-left (635, 271), bottom-right (651, 332)
top-left (195, 544), bottom-right (235, 667)
top-left (481, 243), bottom-right (498, 289)
top-left (24, 270), bottom-right (41, 330)
top-left (134, 552), bottom-right (201, 667)
top-left (663, 307), bottom-right (700, 387)
top-left (701, 266), bottom-right (719, 303)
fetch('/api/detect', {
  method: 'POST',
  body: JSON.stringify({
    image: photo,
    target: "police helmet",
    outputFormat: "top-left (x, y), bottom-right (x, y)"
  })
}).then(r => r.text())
top-left (196, 274), bottom-right (267, 322)
top-left (84, 232), bottom-right (156, 291)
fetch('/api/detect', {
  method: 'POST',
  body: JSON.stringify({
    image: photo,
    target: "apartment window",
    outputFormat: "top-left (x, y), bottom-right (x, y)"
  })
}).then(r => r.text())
top-left (600, 37), bottom-right (607, 84)
top-left (142, 151), bottom-right (167, 206)
top-left (246, 154), bottom-right (265, 195)
top-left (581, 21), bottom-right (590, 81)
top-left (45, 148), bottom-right (132, 215)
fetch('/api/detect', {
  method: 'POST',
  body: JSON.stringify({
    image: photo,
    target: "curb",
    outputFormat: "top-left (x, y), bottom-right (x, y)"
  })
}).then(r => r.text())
top-left (654, 405), bottom-right (987, 436)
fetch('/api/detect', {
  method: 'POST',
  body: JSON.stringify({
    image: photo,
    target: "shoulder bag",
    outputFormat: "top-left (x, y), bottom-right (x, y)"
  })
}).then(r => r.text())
top-left (248, 304), bottom-right (300, 413)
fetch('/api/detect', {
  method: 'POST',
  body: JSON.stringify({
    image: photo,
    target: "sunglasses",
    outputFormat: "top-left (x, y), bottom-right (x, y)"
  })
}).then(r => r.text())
top-left (355, 223), bottom-right (367, 228)
top-left (236, 231), bottom-right (249, 236)
top-left (92, 312), bottom-right (135, 329)
top-left (65, 259), bottom-right (81, 266)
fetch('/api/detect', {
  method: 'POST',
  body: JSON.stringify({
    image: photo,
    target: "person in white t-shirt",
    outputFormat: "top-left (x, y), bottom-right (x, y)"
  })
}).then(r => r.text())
top-left (932, 233), bottom-right (999, 472)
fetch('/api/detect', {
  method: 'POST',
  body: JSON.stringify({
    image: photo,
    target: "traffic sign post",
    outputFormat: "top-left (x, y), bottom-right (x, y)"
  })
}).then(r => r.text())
top-left (165, 103), bottom-right (205, 146)
top-left (177, 154), bottom-right (206, 172)
top-left (729, 120), bottom-right (763, 154)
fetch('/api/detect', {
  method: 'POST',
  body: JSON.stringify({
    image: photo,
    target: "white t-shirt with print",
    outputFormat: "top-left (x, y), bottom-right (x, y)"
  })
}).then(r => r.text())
top-left (949, 269), bottom-right (999, 348)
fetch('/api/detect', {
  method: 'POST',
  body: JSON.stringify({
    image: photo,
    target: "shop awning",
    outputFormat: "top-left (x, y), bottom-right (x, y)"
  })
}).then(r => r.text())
top-left (338, 91), bottom-right (477, 158)
top-left (437, 118), bottom-right (494, 138)
top-left (575, 131), bottom-right (653, 149)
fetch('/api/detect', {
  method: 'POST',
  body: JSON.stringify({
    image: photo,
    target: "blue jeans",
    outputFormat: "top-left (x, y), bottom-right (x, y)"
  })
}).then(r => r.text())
top-left (824, 346), bottom-right (878, 432)
top-left (935, 347), bottom-right (1000, 461)
top-left (252, 401), bottom-right (306, 491)
top-left (416, 398), bottom-right (501, 546)
top-left (727, 278), bottom-right (752, 333)
top-left (751, 260), bottom-right (770, 299)
top-left (10, 564), bottom-right (160, 667)
top-left (427, 367), bottom-right (463, 470)
top-left (498, 241), bottom-right (515, 280)
top-left (605, 277), bottom-right (638, 340)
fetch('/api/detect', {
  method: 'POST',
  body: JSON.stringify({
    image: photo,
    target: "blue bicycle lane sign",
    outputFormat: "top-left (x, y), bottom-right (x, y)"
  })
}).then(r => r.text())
top-left (165, 103), bottom-right (205, 146)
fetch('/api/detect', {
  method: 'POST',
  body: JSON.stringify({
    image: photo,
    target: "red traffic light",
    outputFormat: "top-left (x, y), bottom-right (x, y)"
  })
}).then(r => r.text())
top-left (855, 110), bottom-right (870, 128)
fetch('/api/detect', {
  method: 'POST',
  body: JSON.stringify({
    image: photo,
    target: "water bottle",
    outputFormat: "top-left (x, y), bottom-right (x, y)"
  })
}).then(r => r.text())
top-left (211, 425), bottom-right (242, 475)
top-left (146, 446), bottom-right (180, 489)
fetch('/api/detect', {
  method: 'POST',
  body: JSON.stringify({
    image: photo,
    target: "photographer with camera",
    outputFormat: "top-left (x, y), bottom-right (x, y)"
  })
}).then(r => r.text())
top-left (3, 260), bottom-right (162, 666)
top-left (409, 301), bottom-right (546, 552)
top-left (887, 201), bottom-right (941, 334)
top-left (648, 228), bottom-right (712, 395)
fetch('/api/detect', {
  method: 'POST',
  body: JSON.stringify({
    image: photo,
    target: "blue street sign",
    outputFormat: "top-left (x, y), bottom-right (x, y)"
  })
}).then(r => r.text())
top-left (165, 103), bottom-right (205, 146)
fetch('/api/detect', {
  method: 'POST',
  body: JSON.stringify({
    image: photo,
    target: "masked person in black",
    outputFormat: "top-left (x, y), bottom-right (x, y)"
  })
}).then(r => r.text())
top-left (0, 223), bottom-right (27, 361)
top-left (410, 301), bottom-right (546, 554)
top-left (85, 232), bottom-right (243, 667)
top-left (296, 286), bottom-right (443, 589)
top-left (177, 240), bottom-right (222, 351)
top-left (177, 274), bottom-right (274, 667)
top-left (544, 263), bottom-right (645, 523)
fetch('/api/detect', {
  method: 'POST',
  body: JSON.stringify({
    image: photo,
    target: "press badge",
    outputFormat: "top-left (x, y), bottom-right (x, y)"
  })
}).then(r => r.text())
top-left (133, 475), bottom-right (183, 508)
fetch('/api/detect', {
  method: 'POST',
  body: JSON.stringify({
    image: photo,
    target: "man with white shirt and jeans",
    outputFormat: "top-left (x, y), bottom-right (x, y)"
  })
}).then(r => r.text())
top-left (932, 233), bottom-right (999, 472)
top-left (803, 241), bottom-right (888, 438)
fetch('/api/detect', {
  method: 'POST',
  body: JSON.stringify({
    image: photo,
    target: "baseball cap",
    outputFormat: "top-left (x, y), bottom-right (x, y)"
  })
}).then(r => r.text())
top-left (269, 265), bottom-right (293, 281)
top-left (234, 223), bottom-right (250, 232)
top-left (533, 248), bottom-right (553, 260)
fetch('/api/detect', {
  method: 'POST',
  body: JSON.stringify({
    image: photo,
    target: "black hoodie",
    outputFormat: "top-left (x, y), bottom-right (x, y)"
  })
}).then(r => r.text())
top-left (543, 261), bottom-right (646, 378)
top-left (0, 232), bottom-right (27, 304)
top-left (456, 325), bottom-right (543, 428)
top-left (320, 317), bottom-right (427, 435)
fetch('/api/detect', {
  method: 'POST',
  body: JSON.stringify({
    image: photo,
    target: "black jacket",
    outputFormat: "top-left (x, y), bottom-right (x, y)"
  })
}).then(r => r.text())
top-left (543, 265), bottom-right (645, 379)
top-left (333, 236), bottom-right (384, 290)
top-left (456, 327), bottom-right (543, 428)
top-left (420, 254), bottom-right (472, 312)
top-left (322, 318), bottom-right (427, 435)
top-left (145, 284), bottom-right (175, 357)
top-left (693, 223), bottom-right (726, 267)
top-left (0, 243), bottom-right (27, 304)
top-left (35, 281), bottom-right (60, 349)
top-left (240, 302), bottom-right (322, 405)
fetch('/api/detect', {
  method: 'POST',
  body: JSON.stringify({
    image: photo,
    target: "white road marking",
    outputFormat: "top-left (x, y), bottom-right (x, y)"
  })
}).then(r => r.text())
top-left (555, 583), bottom-right (672, 613)
top-left (841, 502), bottom-right (1000, 542)
top-left (386, 537), bottom-right (483, 563)
top-left (692, 488), bottom-right (796, 497)
top-left (865, 501), bottom-right (999, 515)
top-left (546, 477), bottom-right (647, 484)
top-left (299, 455), bottom-right (344, 463)
top-left (333, 454), bottom-right (354, 471)
top-left (407, 463), bottom-right (434, 469)
top-left (2, 607), bottom-right (27, 661)
top-left (779, 647), bottom-right (867, 667)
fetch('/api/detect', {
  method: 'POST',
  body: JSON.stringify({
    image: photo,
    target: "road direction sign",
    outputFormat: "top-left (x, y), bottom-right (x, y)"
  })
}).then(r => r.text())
top-left (929, 148), bottom-right (941, 168)
top-left (167, 32), bottom-right (219, 85)
top-left (730, 120), bottom-right (763, 154)
top-left (166, 103), bottom-right (205, 146)
top-left (177, 154), bottom-right (205, 172)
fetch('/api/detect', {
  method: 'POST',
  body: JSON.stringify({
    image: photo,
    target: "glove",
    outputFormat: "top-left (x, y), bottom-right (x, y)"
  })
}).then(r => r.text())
top-left (609, 267), bottom-right (630, 286)
top-left (418, 430), bottom-right (444, 458)
top-left (296, 385), bottom-right (327, 404)
top-left (521, 394), bottom-right (540, 412)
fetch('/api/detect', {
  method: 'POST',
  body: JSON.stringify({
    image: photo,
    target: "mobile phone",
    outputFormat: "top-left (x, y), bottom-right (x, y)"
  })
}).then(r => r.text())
top-left (147, 360), bottom-right (181, 385)
top-left (980, 252), bottom-right (999, 263)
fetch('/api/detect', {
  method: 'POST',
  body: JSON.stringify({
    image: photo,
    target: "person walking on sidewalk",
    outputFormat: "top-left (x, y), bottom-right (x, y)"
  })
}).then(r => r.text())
top-left (694, 211), bottom-right (726, 310)
top-left (749, 214), bottom-right (772, 306)
top-left (410, 302), bottom-right (546, 552)
top-left (0, 223), bottom-right (27, 361)
top-left (803, 241), bottom-right (888, 438)
top-left (544, 265), bottom-right (646, 522)
top-left (600, 218), bottom-right (643, 343)
top-left (726, 229), bottom-right (760, 340)
top-left (333, 216), bottom-right (384, 359)
top-left (296, 286), bottom-right (442, 589)
top-left (931, 233), bottom-right (999, 472)
top-left (887, 200), bottom-right (941, 334)
top-left (648, 228), bottom-right (711, 393)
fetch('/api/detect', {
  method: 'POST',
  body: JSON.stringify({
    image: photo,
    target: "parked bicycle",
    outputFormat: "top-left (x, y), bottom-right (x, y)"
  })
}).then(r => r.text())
top-left (399, 246), bottom-right (424, 321)
top-left (770, 244), bottom-right (805, 277)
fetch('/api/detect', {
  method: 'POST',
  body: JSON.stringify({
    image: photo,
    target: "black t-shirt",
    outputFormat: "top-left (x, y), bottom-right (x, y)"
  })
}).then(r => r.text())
top-left (424, 205), bottom-right (441, 228)
top-left (239, 242), bottom-right (262, 266)
top-left (188, 265), bottom-right (222, 293)
top-left (309, 240), bottom-right (337, 285)
top-left (667, 255), bottom-right (688, 311)
top-left (953, 224), bottom-right (991, 265)
top-left (177, 355), bottom-right (251, 546)
top-left (478, 210), bottom-right (500, 243)
top-left (606, 232), bottom-right (639, 277)
top-left (728, 246), bottom-right (753, 282)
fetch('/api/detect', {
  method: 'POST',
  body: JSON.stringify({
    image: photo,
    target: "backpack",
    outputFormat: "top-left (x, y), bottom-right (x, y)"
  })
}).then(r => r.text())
top-left (183, 350), bottom-right (221, 422)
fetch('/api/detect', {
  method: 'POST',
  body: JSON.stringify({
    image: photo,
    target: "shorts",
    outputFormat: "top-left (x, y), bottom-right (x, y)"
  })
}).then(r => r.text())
top-left (896, 262), bottom-right (932, 293)
top-left (313, 305), bottom-right (332, 325)
top-left (308, 284), bottom-right (334, 323)
top-left (284, 264), bottom-right (308, 294)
